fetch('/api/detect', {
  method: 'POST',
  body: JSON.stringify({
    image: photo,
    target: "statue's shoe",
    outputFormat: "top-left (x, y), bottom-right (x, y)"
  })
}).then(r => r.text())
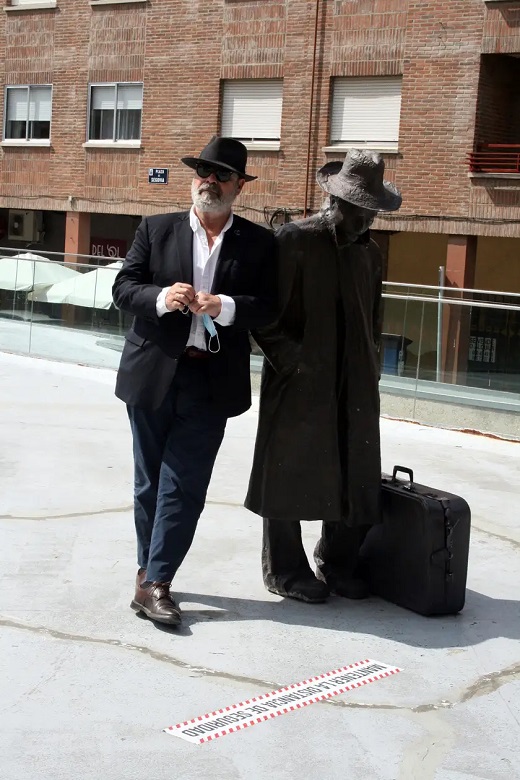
top-left (317, 570), bottom-right (370, 600)
top-left (266, 574), bottom-right (329, 603)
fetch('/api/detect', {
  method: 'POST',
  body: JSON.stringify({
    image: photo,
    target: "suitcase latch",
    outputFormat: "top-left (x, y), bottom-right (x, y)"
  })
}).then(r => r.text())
top-left (431, 547), bottom-right (453, 579)
top-left (440, 500), bottom-right (457, 582)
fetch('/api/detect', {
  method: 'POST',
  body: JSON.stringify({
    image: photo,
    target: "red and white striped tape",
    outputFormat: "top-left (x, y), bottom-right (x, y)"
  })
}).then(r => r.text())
top-left (164, 658), bottom-right (401, 744)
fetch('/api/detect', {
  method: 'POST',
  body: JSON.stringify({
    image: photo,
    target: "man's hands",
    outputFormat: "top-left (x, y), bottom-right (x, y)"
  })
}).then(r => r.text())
top-left (165, 283), bottom-right (196, 312)
top-left (189, 292), bottom-right (222, 318)
top-left (165, 283), bottom-right (222, 318)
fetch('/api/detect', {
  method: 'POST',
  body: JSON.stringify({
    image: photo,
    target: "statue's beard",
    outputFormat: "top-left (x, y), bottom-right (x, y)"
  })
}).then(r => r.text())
top-left (191, 181), bottom-right (238, 215)
top-left (321, 198), bottom-right (374, 243)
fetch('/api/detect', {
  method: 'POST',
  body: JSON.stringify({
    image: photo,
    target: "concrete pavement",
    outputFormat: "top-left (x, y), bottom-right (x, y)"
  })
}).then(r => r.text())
top-left (1, 352), bottom-right (519, 780)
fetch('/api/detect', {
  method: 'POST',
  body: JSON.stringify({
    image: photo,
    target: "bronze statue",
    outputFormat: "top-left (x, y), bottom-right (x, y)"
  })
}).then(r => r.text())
top-left (245, 149), bottom-right (402, 603)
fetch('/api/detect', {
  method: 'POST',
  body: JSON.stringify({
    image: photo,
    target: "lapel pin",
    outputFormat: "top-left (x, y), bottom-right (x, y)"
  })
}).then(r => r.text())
top-left (234, 229), bottom-right (241, 236)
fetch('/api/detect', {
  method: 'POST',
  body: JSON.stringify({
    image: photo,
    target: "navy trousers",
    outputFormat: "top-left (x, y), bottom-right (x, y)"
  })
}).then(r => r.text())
top-left (127, 358), bottom-right (228, 584)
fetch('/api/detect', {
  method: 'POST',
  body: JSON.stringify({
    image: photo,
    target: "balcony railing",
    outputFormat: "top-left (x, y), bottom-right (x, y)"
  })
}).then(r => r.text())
top-left (468, 144), bottom-right (520, 174)
top-left (1, 251), bottom-right (520, 436)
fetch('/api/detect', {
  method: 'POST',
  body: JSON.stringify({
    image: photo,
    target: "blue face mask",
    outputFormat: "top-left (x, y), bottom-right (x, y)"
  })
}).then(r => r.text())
top-left (202, 313), bottom-right (220, 353)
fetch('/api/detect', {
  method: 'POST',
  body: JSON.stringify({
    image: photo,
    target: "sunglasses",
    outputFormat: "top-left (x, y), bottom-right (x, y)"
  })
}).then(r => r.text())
top-left (195, 164), bottom-right (235, 183)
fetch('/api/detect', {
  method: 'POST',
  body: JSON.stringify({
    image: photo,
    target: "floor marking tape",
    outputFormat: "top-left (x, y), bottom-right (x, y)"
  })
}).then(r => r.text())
top-left (164, 658), bottom-right (401, 744)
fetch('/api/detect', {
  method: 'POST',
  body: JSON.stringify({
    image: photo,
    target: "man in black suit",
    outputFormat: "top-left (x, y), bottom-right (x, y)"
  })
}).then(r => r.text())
top-left (113, 136), bottom-right (277, 626)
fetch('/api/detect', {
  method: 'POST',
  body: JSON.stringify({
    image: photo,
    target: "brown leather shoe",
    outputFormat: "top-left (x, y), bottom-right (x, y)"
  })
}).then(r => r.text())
top-left (131, 581), bottom-right (182, 625)
top-left (136, 568), bottom-right (147, 589)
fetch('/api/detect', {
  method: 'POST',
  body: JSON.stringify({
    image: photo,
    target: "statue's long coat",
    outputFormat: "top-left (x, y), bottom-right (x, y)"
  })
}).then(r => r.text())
top-left (245, 216), bottom-right (383, 526)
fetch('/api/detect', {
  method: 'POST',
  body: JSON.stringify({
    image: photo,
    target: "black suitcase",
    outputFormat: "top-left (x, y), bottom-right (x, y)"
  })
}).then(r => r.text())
top-left (359, 466), bottom-right (471, 616)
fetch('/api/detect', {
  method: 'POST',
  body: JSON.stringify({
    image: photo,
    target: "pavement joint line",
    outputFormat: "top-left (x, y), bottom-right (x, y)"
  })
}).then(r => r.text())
top-left (0, 499), bottom-right (241, 522)
top-left (470, 524), bottom-right (520, 550)
top-left (0, 507), bottom-right (134, 521)
top-left (1, 509), bottom-right (518, 551)
top-left (2, 616), bottom-right (519, 713)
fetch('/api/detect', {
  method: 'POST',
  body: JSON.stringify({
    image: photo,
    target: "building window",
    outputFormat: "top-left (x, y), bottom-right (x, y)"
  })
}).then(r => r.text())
top-left (9, 0), bottom-right (55, 4)
top-left (88, 83), bottom-right (143, 142)
top-left (4, 85), bottom-right (52, 141)
top-left (221, 80), bottom-right (283, 147)
top-left (330, 76), bottom-right (402, 150)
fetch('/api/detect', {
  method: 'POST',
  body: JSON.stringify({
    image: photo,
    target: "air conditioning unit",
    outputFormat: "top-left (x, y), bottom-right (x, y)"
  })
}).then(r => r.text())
top-left (8, 210), bottom-right (42, 242)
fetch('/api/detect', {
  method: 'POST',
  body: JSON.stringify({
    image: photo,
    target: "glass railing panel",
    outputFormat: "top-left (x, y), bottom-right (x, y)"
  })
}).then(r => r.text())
top-left (1, 252), bottom-right (520, 415)
top-left (464, 297), bottom-right (520, 396)
top-left (0, 286), bottom-right (33, 355)
top-left (0, 249), bottom-right (128, 366)
top-left (25, 302), bottom-right (126, 369)
top-left (381, 292), bottom-right (434, 381)
top-left (381, 283), bottom-right (520, 403)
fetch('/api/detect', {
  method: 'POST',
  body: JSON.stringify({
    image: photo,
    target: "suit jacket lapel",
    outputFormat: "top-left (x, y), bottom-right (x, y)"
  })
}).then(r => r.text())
top-left (174, 215), bottom-right (193, 285)
top-left (212, 219), bottom-right (241, 292)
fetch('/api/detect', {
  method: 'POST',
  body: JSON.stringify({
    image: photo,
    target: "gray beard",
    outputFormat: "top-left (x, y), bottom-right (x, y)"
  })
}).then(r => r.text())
top-left (191, 182), bottom-right (237, 215)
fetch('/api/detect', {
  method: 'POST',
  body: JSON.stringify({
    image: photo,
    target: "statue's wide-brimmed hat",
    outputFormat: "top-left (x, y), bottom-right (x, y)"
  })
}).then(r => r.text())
top-left (181, 136), bottom-right (257, 181)
top-left (316, 149), bottom-right (402, 211)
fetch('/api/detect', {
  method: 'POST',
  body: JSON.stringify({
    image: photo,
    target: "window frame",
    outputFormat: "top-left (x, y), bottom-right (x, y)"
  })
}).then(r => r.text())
top-left (86, 81), bottom-right (144, 147)
top-left (327, 75), bottom-right (403, 153)
top-left (5, 0), bottom-right (57, 10)
top-left (89, 0), bottom-right (147, 5)
top-left (2, 84), bottom-right (53, 145)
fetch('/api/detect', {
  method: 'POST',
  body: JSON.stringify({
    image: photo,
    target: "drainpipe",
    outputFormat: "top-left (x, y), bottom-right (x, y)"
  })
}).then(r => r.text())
top-left (303, 0), bottom-right (321, 218)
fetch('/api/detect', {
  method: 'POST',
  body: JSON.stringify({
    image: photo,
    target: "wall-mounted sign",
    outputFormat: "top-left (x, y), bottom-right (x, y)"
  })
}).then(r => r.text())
top-left (149, 168), bottom-right (169, 184)
top-left (91, 238), bottom-right (127, 259)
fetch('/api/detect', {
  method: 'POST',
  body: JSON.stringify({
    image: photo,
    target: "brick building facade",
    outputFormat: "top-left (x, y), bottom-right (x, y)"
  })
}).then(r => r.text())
top-left (0, 0), bottom-right (519, 297)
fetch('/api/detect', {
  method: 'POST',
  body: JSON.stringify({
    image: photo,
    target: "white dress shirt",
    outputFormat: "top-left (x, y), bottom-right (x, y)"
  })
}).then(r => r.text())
top-left (156, 207), bottom-right (236, 350)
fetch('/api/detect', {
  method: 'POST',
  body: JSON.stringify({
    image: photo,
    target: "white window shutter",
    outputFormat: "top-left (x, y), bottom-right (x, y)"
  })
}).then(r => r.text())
top-left (91, 85), bottom-right (116, 111)
top-left (222, 80), bottom-right (283, 141)
top-left (331, 77), bottom-right (402, 146)
top-left (7, 88), bottom-right (29, 121)
top-left (29, 86), bottom-right (52, 122)
top-left (117, 84), bottom-right (143, 111)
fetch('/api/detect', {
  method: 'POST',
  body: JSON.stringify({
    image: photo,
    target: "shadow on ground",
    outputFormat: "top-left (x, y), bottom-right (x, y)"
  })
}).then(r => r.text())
top-left (147, 589), bottom-right (520, 648)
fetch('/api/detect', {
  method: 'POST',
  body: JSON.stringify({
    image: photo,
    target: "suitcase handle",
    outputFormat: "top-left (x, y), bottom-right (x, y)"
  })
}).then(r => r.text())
top-left (392, 465), bottom-right (414, 487)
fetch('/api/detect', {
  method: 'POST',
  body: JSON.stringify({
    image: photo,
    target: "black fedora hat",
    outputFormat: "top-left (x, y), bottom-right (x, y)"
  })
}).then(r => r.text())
top-left (181, 136), bottom-right (257, 182)
top-left (316, 148), bottom-right (402, 212)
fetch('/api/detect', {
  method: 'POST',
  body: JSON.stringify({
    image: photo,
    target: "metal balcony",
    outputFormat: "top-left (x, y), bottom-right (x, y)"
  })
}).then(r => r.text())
top-left (468, 144), bottom-right (520, 174)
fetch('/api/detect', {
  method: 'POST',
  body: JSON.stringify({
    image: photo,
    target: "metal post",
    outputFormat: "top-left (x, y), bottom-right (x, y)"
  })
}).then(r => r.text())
top-left (436, 265), bottom-right (445, 383)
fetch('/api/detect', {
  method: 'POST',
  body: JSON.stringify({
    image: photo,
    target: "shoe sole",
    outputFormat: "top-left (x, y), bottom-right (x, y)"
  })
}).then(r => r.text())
top-left (267, 587), bottom-right (328, 604)
top-left (130, 600), bottom-right (182, 625)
